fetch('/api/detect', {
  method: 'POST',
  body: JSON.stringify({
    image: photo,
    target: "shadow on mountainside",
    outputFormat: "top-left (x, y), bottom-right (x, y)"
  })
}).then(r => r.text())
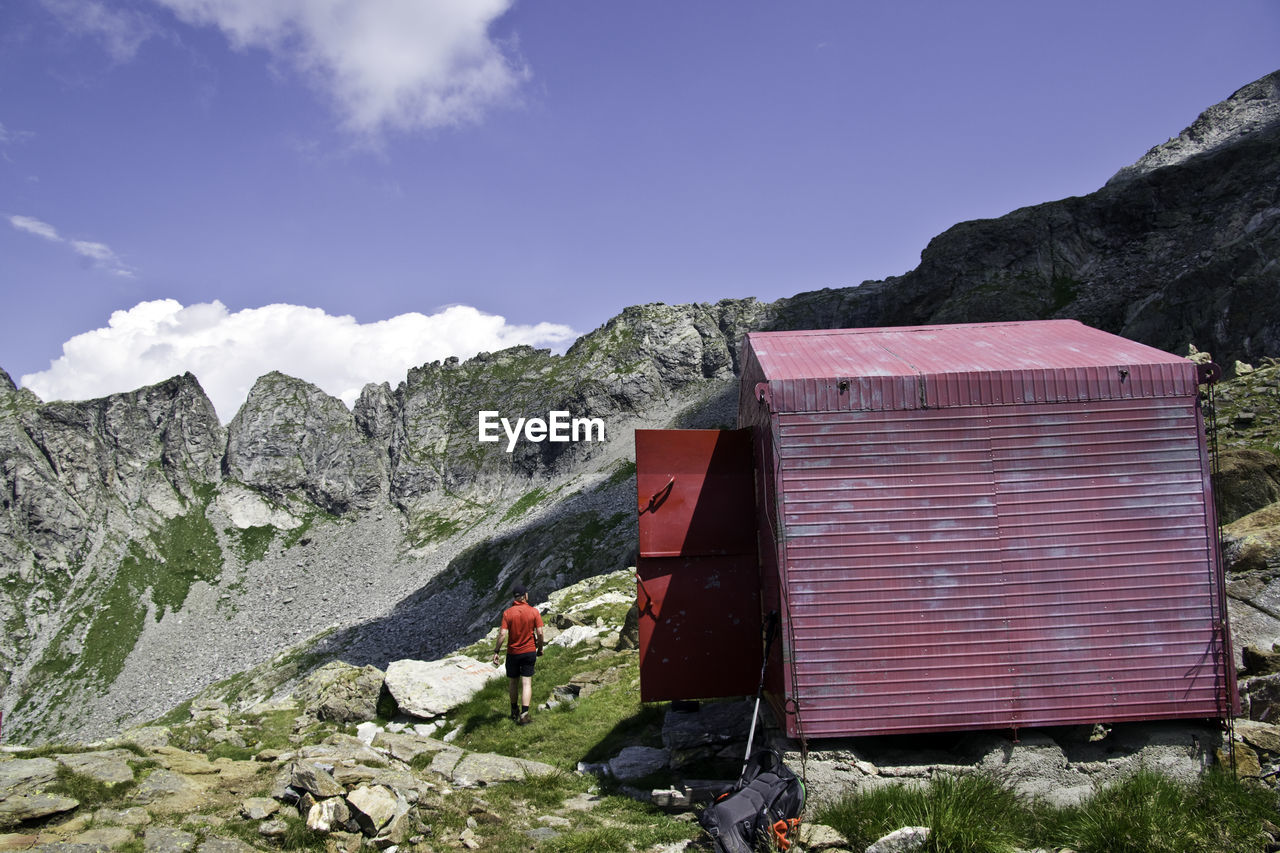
top-left (302, 482), bottom-right (639, 672)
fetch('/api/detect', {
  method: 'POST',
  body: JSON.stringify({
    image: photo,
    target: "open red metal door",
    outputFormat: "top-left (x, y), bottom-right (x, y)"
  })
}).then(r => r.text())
top-left (635, 429), bottom-right (762, 702)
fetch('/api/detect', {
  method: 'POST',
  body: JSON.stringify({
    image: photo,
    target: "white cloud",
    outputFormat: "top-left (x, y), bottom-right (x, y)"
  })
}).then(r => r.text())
top-left (149, 0), bottom-right (528, 136)
top-left (8, 213), bottom-right (135, 277)
top-left (21, 299), bottom-right (580, 422)
top-left (41, 0), bottom-right (163, 62)
top-left (0, 122), bottom-right (34, 146)
top-left (70, 240), bottom-right (122, 264)
top-left (10, 215), bottom-right (61, 241)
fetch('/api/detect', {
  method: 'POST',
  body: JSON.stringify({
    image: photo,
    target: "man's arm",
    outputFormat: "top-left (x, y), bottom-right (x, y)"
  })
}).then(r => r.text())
top-left (535, 626), bottom-right (545, 656)
top-left (492, 628), bottom-right (508, 664)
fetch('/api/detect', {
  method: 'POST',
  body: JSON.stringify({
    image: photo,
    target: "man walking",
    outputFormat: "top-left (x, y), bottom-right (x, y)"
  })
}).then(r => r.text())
top-left (492, 583), bottom-right (545, 725)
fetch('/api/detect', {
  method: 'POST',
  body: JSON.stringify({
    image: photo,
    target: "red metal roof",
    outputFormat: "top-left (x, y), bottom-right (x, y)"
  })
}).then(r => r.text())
top-left (744, 320), bottom-right (1197, 412)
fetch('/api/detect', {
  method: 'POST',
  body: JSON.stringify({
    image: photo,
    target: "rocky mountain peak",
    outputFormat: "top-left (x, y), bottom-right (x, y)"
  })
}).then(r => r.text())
top-left (0, 367), bottom-right (15, 394)
top-left (1109, 68), bottom-right (1280, 185)
top-left (225, 371), bottom-right (387, 514)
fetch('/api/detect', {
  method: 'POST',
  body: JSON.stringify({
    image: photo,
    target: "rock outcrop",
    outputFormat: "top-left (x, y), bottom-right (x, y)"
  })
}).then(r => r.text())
top-left (226, 372), bottom-right (387, 514)
top-left (0, 371), bottom-right (224, 705)
top-left (1109, 70), bottom-right (1280, 184)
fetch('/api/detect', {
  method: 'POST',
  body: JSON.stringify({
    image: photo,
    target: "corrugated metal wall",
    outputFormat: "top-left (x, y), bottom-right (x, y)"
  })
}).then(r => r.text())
top-left (775, 397), bottom-right (1230, 737)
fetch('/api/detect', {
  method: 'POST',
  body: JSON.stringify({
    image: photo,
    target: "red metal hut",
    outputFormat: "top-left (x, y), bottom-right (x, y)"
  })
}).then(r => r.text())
top-left (635, 320), bottom-right (1238, 738)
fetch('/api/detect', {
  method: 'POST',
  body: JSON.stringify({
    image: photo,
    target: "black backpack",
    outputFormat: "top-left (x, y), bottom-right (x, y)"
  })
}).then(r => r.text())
top-left (697, 750), bottom-right (806, 853)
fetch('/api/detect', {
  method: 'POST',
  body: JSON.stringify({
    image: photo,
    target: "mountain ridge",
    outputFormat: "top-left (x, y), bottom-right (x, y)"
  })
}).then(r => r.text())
top-left (3, 69), bottom-right (1280, 745)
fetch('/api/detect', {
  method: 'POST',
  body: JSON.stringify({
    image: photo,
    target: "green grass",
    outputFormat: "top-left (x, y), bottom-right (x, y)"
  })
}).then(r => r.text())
top-left (448, 539), bottom-right (508, 592)
top-left (15, 741), bottom-right (145, 760)
top-left (1038, 768), bottom-right (1277, 853)
top-left (154, 698), bottom-right (194, 728)
top-left (50, 498), bottom-right (226, 690)
top-left (816, 773), bottom-right (1027, 853)
top-left (502, 487), bottom-right (550, 523)
top-left (409, 512), bottom-right (465, 545)
top-left (559, 572), bottom-right (636, 627)
top-left (446, 647), bottom-right (663, 771)
top-left (226, 524), bottom-right (276, 563)
top-left (47, 765), bottom-right (141, 809)
top-left (565, 511), bottom-right (629, 574)
top-left (399, 764), bottom-right (696, 853)
top-left (280, 513), bottom-right (318, 549)
top-left (815, 768), bottom-right (1279, 853)
top-left (217, 810), bottom-right (327, 853)
top-left (602, 460), bottom-right (636, 490)
top-left (168, 705), bottom-right (302, 758)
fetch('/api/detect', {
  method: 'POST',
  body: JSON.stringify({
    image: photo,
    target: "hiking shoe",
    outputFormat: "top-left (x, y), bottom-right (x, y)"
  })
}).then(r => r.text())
top-left (510, 708), bottom-right (520, 721)
top-left (517, 712), bottom-right (532, 726)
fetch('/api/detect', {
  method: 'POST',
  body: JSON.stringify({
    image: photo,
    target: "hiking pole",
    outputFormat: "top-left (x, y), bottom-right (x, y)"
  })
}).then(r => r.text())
top-left (739, 610), bottom-right (780, 785)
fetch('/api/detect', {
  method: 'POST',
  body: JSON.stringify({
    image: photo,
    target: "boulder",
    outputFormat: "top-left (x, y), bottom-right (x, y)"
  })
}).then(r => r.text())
top-left (567, 667), bottom-right (622, 700)
top-left (194, 837), bottom-right (258, 853)
top-left (553, 612), bottom-right (587, 629)
top-left (362, 768), bottom-right (426, 803)
top-left (0, 758), bottom-right (58, 795)
top-left (239, 798), bottom-right (279, 821)
top-left (380, 809), bottom-right (414, 845)
top-left (190, 699), bottom-right (229, 723)
top-left (1218, 744), bottom-right (1263, 777)
top-left (122, 727), bottom-right (173, 751)
top-left (370, 730), bottom-right (451, 765)
top-left (1215, 449), bottom-right (1280, 523)
top-left (206, 729), bottom-right (246, 749)
top-left (142, 825), bottom-right (197, 853)
top-left (69, 826), bottom-right (137, 848)
top-left (1243, 646), bottom-right (1280, 677)
top-left (0, 793), bottom-right (80, 828)
top-left (608, 746), bottom-right (670, 781)
top-left (800, 823), bottom-right (855, 851)
top-left (93, 806), bottom-right (152, 827)
top-left (345, 785), bottom-right (405, 836)
top-left (1236, 719), bottom-right (1280, 755)
top-left (1242, 672), bottom-right (1280, 722)
top-left (288, 760), bottom-right (344, 799)
top-left (616, 603), bottom-right (640, 650)
top-left (131, 770), bottom-right (208, 811)
top-left (297, 734), bottom-right (385, 766)
top-left (866, 826), bottom-right (930, 853)
top-left (450, 753), bottom-right (557, 788)
top-left (1224, 504), bottom-right (1280, 575)
top-left (548, 625), bottom-right (602, 648)
top-left (297, 662), bottom-right (385, 724)
top-left (424, 747), bottom-right (465, 781)
top-left (383, 657), bottom-right (502, 719)
top-left (306, 798), bottom-right (353, 833)
top-left (55, 750), bottom-right (137, 786)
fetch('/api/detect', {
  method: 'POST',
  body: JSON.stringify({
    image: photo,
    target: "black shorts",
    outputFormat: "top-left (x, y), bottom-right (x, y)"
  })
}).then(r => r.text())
top-left (505, 652), bottom-right (537, 678)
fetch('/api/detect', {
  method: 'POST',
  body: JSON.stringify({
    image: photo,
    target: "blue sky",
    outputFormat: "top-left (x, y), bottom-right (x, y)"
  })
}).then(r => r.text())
top-left (2, 0), bottom-right (1278, 420)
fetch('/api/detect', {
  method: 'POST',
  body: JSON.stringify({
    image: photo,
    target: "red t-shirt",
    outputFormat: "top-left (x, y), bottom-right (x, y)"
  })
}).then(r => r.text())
top-left (501, 600), bottom-right (544, 655)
